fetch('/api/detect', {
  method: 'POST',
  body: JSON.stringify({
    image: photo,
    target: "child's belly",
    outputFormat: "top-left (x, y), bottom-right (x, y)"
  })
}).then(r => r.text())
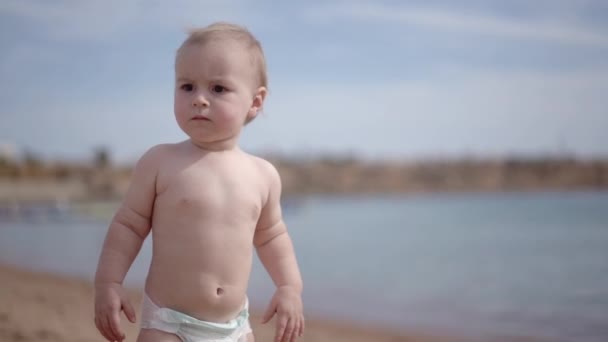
top-left (144, 223), bottom-right (255, 323)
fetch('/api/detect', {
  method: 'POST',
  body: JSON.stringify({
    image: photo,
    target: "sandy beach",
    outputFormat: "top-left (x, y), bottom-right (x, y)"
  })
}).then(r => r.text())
top-left (0, 264), bottom-right (477, 342)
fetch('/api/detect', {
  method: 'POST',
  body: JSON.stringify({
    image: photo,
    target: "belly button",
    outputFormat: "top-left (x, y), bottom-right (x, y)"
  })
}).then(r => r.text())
top-left (216, 288), bottom-right (224, 296)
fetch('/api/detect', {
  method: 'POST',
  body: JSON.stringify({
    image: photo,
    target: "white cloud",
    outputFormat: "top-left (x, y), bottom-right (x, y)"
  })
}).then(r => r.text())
top-left (306, 2), bottom-right (608, 48)
top-left (0, 0), bottom-right (138, 40)
top-left (0, 0), bottom-right (253, 41)
top-left (3, 65), bottom-right (607, 160)
top-left (244, 66), bottom-right (608, 158)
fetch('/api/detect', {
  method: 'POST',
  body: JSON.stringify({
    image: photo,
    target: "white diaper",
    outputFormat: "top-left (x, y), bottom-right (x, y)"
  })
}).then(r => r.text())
top-left (140, 293), bottom-right (252, 342)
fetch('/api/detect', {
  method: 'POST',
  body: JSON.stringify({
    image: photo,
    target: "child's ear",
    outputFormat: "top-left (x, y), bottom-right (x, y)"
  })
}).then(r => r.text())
top-left (248, 86), bottom-right (267, 120)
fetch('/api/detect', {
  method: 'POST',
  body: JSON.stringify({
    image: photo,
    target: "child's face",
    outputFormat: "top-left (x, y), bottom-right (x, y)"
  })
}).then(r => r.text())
top-left (174, 41), bottom-right (265, 147)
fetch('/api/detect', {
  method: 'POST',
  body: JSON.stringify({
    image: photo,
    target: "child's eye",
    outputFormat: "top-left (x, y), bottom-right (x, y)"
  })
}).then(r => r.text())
top-left (211, 85), bottom-right (226, 93)
top-left (180, 84), bottom-right (194, 92)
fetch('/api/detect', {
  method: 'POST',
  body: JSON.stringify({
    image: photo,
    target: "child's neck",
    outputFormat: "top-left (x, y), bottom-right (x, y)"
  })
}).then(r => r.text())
top-left (189, 137), bottom-right (240, 153)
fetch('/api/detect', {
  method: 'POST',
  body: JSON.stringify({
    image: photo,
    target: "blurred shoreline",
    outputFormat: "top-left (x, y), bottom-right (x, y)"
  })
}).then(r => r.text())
top-left (1, 154), bottom-right (607, 203)
top-left (0, 263), bottom-right (549, 342)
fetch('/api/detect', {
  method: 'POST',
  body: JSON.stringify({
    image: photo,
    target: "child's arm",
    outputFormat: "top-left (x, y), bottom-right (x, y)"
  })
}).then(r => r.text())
top-left (94, 145), bottom-right (161, 342)
top-left (254, 162), bottom-right (304, 342)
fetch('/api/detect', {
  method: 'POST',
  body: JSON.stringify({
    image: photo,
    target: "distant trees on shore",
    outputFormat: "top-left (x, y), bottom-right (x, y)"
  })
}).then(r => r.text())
top-left (1, 148), bottom-right (606, 201)
top-left (0, 147), bottom-right (119, 180)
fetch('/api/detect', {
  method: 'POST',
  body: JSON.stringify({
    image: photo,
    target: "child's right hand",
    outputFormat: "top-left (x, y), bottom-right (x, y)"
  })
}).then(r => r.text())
top-left (94, 283), bottom-right (136, 342)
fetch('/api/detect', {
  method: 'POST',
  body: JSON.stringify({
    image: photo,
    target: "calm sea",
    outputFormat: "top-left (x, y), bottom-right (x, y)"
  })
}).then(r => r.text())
top-left (1, 191), bottom-right (607, 341)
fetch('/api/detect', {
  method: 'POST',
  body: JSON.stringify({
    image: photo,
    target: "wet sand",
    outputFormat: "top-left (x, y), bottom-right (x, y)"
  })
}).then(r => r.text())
top-left (0, 264), bottom-right (550, 342)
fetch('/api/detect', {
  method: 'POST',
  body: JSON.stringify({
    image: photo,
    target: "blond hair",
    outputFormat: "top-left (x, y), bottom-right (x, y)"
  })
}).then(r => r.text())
top-left (176, 22), bottom-right (268, 90)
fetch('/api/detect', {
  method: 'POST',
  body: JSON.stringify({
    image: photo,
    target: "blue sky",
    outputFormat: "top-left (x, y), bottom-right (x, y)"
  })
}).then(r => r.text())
top-left (1, 0), bottom-right (607, 162)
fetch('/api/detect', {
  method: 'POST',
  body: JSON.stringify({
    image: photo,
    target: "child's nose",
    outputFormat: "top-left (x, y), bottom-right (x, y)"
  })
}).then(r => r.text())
top-left (193, 93), bottom-right (210, 108)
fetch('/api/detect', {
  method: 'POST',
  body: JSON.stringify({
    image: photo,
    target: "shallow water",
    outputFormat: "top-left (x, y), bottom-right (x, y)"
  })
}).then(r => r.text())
top-left (1, 191), bottom-right (607, 341)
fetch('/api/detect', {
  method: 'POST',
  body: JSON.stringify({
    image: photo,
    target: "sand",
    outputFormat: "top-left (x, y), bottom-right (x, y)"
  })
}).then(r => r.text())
top-left (0, 264), bottom-right (552, 342)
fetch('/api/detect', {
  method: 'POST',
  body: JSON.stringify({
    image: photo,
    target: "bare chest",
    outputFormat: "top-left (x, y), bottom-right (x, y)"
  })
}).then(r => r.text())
top-left (155, 163), bottom-right (263, 224)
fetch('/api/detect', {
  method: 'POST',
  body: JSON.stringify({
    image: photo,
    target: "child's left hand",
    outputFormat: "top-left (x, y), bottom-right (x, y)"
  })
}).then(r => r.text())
top-left (261, 286), bottom-right (304, 342)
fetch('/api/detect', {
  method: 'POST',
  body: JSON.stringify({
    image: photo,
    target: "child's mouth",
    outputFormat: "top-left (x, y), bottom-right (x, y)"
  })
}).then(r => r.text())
top-left (192, 115), bottom-right (210, 121)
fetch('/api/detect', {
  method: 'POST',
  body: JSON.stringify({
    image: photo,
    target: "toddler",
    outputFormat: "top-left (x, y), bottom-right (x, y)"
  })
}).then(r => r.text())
top-left (94, 22), bottom-right (304, 342)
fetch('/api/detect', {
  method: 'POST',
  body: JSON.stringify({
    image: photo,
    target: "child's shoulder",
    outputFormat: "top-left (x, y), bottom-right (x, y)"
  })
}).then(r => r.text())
top-left (134, 143), bottom-right (180, 166)
top-left (140, 142), bottom-right (184, 158)
top-left (243, 153), bottom-right (281, 182)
